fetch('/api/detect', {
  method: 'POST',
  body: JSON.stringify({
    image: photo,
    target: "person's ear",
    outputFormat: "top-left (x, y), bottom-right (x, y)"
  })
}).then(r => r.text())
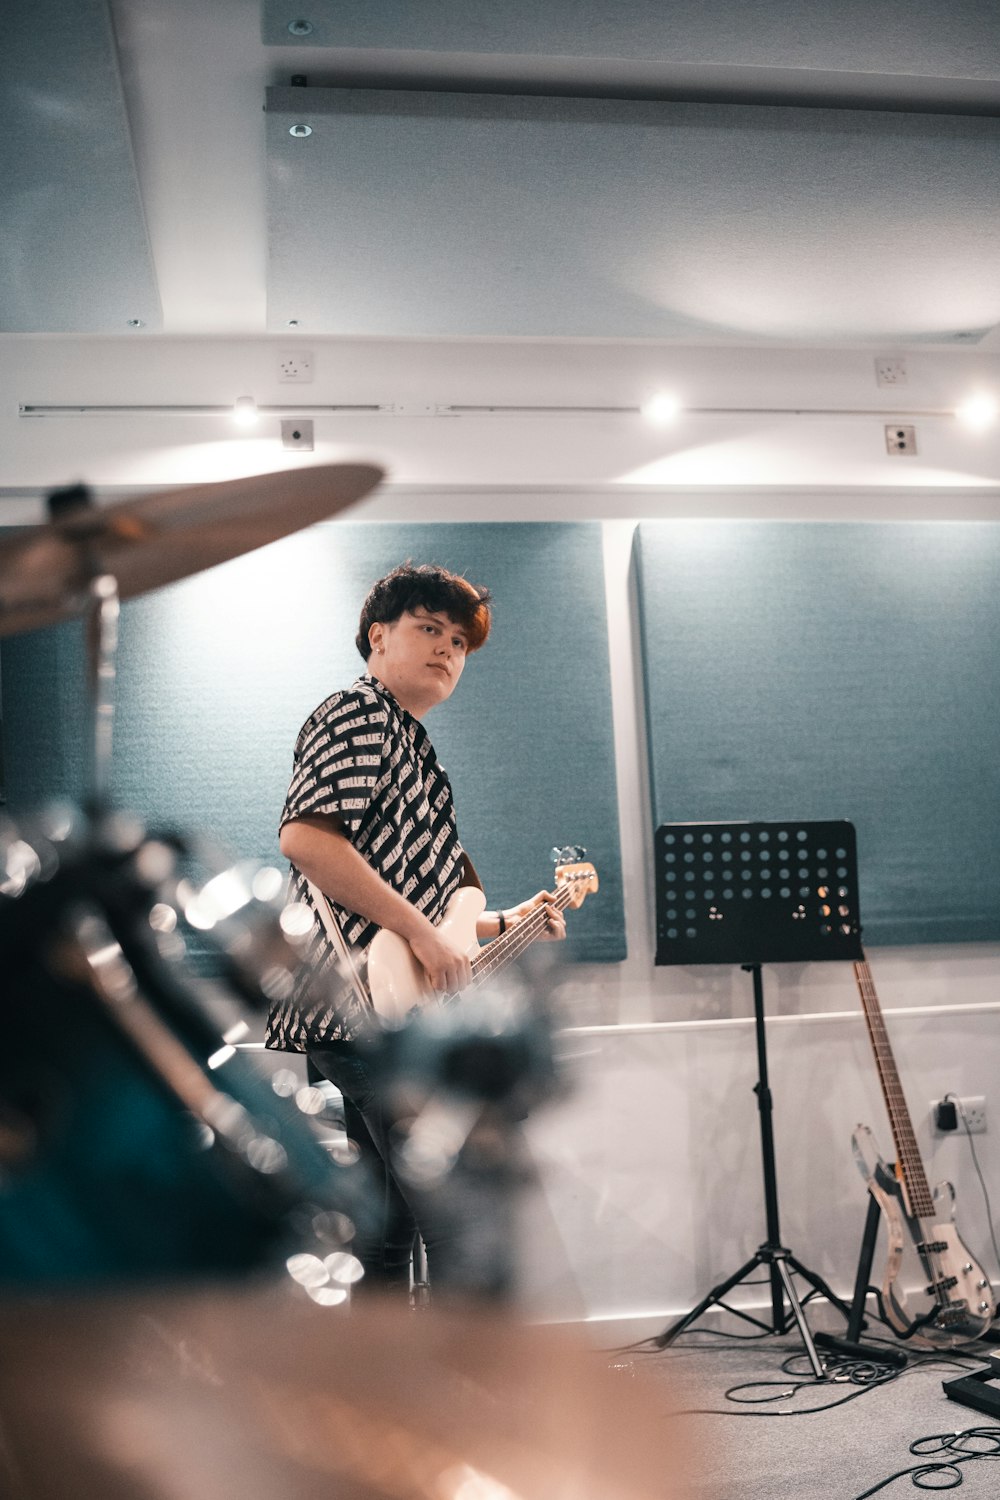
top-left (369, 622), bottom-right (385, 657)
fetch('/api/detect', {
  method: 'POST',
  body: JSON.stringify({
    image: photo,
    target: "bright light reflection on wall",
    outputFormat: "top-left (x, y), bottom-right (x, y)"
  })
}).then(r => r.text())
top-left (127, 522), bottom-right (351, 686)
top-left (618, 429), bottom-right (1000, 488)
top-left (111, 436), bottom-right (370, 487)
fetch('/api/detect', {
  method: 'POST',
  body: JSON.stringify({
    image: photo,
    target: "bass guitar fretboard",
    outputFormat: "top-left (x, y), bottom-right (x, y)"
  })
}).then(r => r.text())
top-left (854, 956), bottom-right (935, 1219)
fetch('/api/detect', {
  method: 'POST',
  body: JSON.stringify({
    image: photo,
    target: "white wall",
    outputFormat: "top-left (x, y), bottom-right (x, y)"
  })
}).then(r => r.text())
top-left (519, 998), bottom-right (1000, 1329)
top-left (3, 335), bottom-right (1000, 497)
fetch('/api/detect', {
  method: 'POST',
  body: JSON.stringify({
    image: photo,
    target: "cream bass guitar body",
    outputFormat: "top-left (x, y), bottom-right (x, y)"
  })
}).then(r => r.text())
top-left (853, 955), bottom-right (995, 1345)
top-left (367, 850), bottom-right (598, 1025)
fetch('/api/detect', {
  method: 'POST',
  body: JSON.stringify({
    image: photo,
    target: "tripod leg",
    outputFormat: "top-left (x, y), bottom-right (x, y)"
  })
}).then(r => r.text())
top-left (654, 1255), bottom-right (764, 1348)
top-left (773, 1255), bottom-right (824, 1379)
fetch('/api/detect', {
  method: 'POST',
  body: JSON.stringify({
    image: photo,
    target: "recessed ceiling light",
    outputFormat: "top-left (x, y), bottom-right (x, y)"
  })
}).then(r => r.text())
top-left (287, 19), bottom-right (313, 35)
top-left (126, 318), bottom-right (144, 328)
top-left (289, 123), bottom-right (312, 138)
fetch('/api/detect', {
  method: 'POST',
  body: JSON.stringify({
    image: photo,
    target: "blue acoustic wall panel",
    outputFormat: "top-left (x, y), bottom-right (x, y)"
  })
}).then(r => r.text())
top-left (2, 521), bottom-right (624, 964)
top-left (634, 521), bottom-right (1000, 947)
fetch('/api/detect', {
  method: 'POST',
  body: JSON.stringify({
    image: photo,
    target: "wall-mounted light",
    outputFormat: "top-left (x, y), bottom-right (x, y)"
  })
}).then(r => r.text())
top-left (641, 392), bottom-right (682, 425)
top-left (956, 393), bottom-right (998, 430)
top-left (233, 396), bottom-right (259, 428)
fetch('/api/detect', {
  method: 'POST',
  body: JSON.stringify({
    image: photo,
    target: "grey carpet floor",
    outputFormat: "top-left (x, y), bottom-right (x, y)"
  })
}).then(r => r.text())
top-left (600, 1331), bottom-right (1000, 1500)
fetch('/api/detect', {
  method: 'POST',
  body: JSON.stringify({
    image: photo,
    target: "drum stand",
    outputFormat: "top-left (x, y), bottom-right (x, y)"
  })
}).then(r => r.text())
top-left (84, 571), bottom-right (121, 814)
top-left (42, 484), bottom-right (122, 814)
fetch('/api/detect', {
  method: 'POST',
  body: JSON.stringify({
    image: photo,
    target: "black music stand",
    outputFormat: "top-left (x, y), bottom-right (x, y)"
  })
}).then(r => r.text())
top-left (652, 819), bottom-right (862, 1374)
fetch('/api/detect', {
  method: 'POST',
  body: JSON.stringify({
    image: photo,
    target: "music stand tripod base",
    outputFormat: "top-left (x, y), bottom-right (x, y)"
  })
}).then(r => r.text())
top-left (652, 820), bottom-right (863, 1374)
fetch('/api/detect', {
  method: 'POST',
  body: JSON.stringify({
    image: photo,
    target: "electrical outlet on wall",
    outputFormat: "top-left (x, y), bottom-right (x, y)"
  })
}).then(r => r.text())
top-left (281, 418), bottom-right (313, 450)
top-left (885, 424), bottom-right (917, 455)
top-left (278, 350), bottom-right (313, 382)
top-left (932, 1095), bottom-right (987, 1135)
top-left (875, 358), bottom-right (907, 387)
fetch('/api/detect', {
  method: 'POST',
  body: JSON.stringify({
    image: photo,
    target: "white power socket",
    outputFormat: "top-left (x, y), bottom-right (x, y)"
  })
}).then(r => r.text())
top-left (278, 350), bottom-right (313, 383)
top-left (932, 1095), bottom-right (987, 1135)
top-left (875, 358), bottom-right (907, 387)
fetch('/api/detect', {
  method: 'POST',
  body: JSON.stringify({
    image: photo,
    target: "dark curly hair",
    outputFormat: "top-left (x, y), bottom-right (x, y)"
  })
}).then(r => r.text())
top-left (355, 562), bottom-right (492, 661)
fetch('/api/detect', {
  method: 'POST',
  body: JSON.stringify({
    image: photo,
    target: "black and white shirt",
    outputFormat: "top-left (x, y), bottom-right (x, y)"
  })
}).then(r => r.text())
top-left (265, 675), bottom-right (466, 1050)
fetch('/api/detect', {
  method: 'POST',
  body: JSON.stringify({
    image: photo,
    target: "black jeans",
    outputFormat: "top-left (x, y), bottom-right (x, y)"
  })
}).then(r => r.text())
top-left (307, 1042), bottom-right (515, 1300)
top-left (308, 1043), bottom-right (428, 1295)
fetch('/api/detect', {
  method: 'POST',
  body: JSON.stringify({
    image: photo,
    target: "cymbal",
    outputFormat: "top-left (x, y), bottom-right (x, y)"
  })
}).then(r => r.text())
top-left (0, 463), bottom-right (384, 638)
top-left (0, 1284), bottom-right (696, 1499)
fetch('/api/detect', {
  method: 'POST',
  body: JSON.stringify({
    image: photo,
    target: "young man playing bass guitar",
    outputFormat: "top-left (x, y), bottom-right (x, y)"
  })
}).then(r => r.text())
top-left (266, 562), bottom-right (565, 1295)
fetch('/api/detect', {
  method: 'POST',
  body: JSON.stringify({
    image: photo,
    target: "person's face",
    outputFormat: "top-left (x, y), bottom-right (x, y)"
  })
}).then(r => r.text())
top-left (368, 606), bottom-right (469, 716)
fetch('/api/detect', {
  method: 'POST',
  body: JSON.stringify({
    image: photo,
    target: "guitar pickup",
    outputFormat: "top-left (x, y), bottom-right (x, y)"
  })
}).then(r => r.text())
top-left (917, 1240), bottom-right (948, 1255)
top-left (926, 1277), bottom-right (960, 1296)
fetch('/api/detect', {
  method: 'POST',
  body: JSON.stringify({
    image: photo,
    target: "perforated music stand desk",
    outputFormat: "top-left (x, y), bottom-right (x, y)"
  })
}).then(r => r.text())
top-left (653, 819), bottom-right (863, 1371)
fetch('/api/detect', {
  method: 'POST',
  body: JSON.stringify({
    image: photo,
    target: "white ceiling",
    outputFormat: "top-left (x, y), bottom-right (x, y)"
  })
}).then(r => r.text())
top-left (2, 0), bottom-right (999, 496)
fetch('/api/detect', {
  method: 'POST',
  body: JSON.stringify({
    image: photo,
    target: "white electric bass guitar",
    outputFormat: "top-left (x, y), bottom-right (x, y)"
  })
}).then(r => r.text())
top-left (367, 850), bottom-right (599, 1024)
top-left (852, 953), bottom-right (995, 1344)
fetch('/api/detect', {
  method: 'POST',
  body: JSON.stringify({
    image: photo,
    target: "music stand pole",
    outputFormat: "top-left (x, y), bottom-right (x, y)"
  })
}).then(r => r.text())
top-left (746, 962), bottom-right (788, 1331)
top-left (654, 963), bottom-right (839, 1375)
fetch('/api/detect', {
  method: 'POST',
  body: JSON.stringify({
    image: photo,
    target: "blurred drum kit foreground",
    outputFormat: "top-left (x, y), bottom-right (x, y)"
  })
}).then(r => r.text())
top-left (0, 469), bottom-right (690, 1499)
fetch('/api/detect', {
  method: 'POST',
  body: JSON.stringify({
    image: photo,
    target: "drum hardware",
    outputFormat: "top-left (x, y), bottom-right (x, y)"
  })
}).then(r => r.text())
top-left (0, 463), bottom-right (386, 1287)
top-left (0, 804), bottom-right (382, 1286)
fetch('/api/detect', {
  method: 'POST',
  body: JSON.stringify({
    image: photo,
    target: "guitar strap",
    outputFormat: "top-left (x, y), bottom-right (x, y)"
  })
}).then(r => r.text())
top-left (304, 877), bottom-right (374, 1013)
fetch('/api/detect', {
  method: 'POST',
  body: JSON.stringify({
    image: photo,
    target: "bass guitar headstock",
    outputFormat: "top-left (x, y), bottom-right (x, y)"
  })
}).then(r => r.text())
top-left (551, 845), bottom-right (599, 908)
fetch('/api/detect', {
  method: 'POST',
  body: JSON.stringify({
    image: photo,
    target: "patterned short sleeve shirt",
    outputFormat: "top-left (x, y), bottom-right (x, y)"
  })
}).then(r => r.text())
top-left (265, 674), bottom-right (466, 1050)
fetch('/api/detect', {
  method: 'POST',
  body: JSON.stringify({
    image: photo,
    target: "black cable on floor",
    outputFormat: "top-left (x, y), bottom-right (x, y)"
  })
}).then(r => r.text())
top-left (851, 1425), bottom-right (1000, 1497)
top-left (670, 1351), bottom-right (904, 1416)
